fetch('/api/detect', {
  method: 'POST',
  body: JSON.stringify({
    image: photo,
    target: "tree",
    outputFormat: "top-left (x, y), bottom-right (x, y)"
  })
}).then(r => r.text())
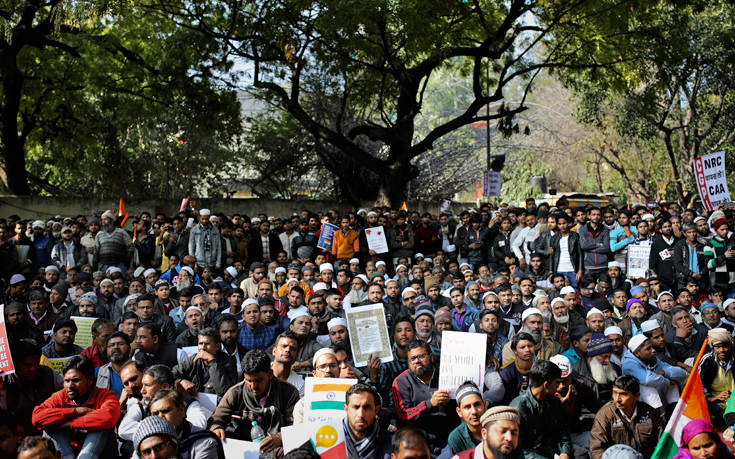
top-left (562, 0), bottom-right (735, 206)
top-left (153, 0), bottom-right (655, 206)
top-left (0, 1), bottom-right (241, 198)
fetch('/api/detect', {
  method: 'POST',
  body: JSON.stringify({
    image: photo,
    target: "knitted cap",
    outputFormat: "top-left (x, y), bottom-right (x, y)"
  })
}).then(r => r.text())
top-left (586, 333), bottom-right (613, 357)
top-left (455, 381), bottom-right (481, 405)
top-left (480, 406), bottom-right (520, 426)
top-left (133, 416), bottom-right (178, 454)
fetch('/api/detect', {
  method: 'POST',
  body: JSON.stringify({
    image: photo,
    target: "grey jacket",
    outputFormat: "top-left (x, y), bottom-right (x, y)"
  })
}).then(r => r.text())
top-left (189, 223), bottom-right (221, 268)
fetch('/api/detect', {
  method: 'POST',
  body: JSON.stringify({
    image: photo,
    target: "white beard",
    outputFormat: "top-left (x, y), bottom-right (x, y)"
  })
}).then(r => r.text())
top-left (555, 314), bottom-right (569, 324)
top-left (590, 358), bottom-right (618, 385)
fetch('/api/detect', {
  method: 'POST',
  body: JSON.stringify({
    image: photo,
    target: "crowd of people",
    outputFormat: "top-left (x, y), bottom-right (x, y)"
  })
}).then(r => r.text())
top-left (0, 197), bottom-right (734, 459)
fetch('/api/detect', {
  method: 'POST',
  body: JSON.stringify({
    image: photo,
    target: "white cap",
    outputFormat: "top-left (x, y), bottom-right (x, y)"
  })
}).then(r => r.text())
top-left (327, 318), bottom-right (348, 331)
top-left (604, 326), bottom-right (623, 337)
top-left (243, 298), bottom-right (258, 307)
top-left (694, 216), bottom-right (706, 223)
top-left (628, 334), bottom-right (648, 352)
top-left (143, 268), bottom-right (156, 278)
top-left (100, 278), bottom-right (114, 287)
top-left (313, 282), bottom-right (328, 292)
top-left (133, 266), bottom-right (146, 278)
top-left (402, 287), bottom-right (418, 298)
top-left (642, 213), bottom-right (655, 220)
top-left (425, 258), bottom-right (432, 263)
top-left (180, 266), bottom-right (195, 277)
top-left (551, 297), bottom-right (565, 307)
top-left (186, 306), bottom-right (204, 316)
top-left (32, 220), bottom-right (45, 229)
top-left (395, 264), bottom-right (408, 271)
top-left (357, 208), bottom-right (367, 215)
top-left (312, 348), bottom-right (338, 366)
top-left (349, 258), bottom-right (360, 264)
top-left (319, 263), bottom-right (334, 273)
top-left (586, 308), bottom-right (604, 319)
top-left (286, 278), bottom-right (300, 286)
top-left (356, 274), bottom-right (369, 284)
top-left (251, 217), bottom-right (261, 223)
top-left (656, 291), bottom-right (674, 302)
top-left (608, 261), bottom-right (624, 268)
top-left (9, 274), bottom-right (26, 285)
top-left (45, 265), bottom-right (59, 273)
top-left (550, 354), bottom-right (572, 378)
top-left (225, 266), bottom-right (238, 278)
top-left (521, 307), bottom-right (542, 322)
top-left (275, 267), bottom-right (287, 274)
top-left (287, 306), bottom-right (311, 321)
top-left (106, 266), bottom-right (122, 275)
top-left (724, 299), bottom-right (735, 311)
top-left (560, 286), bottom-right (576, 296)
top-left (415, 253), bottom-right (425, 259)
top-left (641, 319), bottom-right (661, 333)
top-left (376, 261), bottom-right (386, 267)
top-left (459, 262), bottom-right (471, 270)
top-left (199, 208), bottom-right (211, 216)
top-left (446, 244), bottom-right (456, 252)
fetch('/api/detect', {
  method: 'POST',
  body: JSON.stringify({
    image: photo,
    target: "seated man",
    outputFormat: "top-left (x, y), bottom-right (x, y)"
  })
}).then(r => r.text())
top-left (42, 318), bottom-right (84, 359)
top-left (238, 299), bottom-right (277, 350)
top-left (447, 381), bottom-right (488, 455)
top-left (4, 301), bottom-right (42, 346)
top-left (392, 427), bottom-right (432, 459)
top-left (17, 436), bottom-right (62, 459)
top-left (132, 416), bottom-right (180, 459)
top-left (451, 406), bottom-right (522, 459)
top-left (210, 349), bottom-right (300, 453)
top-left (604, 326), bottom-right (626, 367)
top-left (589, 375), bottom-right (663, 459)
top-left (666, 306), bottom-right (706, 368)
top-left (487, 332), bottom-right (536, 405)
top-left (622, 334), bottom-right (687, 401)
top-left (80, 319), bottom-right (115, 368)
top-left (292, 348), bottom-right (341, 423)
top-left (149, 389), bottom-right (224, 458)
top-left (134, 323), bottom-right (188, 368)
top-left (571, 333), bottom-right (620, 431)
top-left (642, 319), bottom-right (688, 371)
top-left (699, 328), bottom-right (735, 416)
top-left (343, 383), bottom-right (392, 458)
top-left (510, 360), bottom-right (572, 459)
top-left (94, 331), bottom-right (133, 398)
top-left (392, 340), bottom-right (459, 449)
top-left (31, 355), bottom-right (120, 459)
top-left (501, 308), bottom-right (556, 365)
top-left (378, 316), bottom-right (415, 406)
top-left (173, 327), bottom-right (238, 398)
top-left (270, 331), bottom-right (305, 397)
top-left (561, 326), bottom-right (592, 366)
top-left (174, 306), bottom-right (205, 348)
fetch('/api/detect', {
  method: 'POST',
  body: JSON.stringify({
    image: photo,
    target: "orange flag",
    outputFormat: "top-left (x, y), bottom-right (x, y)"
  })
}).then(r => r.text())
top-left (118, 198), bottom-right (130, 227)
top-left (400, 202), bottom-right (408, 211)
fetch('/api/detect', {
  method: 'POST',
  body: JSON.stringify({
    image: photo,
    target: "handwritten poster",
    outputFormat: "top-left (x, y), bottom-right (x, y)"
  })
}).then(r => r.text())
top-left (0, 305), bottom-right (15, 376)
top-left (317, 223), bottom-right (339, 251)
top-left (365, 226), bottom-right (389, 254)
top-left (438, 331), bottom-right (487, 397)
top-left (70, 316), bottom-right (96, 349)
top-left (627, 245), bottom-right (652, 279)
top-left (345, 304), bottom-right (393, 367)
top-left (693, 151), bottom-right (731, 212)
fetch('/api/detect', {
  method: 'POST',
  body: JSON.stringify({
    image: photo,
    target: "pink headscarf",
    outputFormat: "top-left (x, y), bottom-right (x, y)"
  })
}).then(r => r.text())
top-left (673, 419), bottom-right (733, 459)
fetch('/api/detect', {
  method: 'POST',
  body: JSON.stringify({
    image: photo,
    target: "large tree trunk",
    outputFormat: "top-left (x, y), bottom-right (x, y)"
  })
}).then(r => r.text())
top-left (377, 160), bottom-right (418, 208)
top-left (0, 52), bottom-right (31, 195)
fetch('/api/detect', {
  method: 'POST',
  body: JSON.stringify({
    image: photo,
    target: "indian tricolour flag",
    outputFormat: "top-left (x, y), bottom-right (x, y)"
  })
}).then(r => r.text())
top-left (304, 377), bottom-right (357, 422)
top-left (652, 338), bottom-right (710, 459)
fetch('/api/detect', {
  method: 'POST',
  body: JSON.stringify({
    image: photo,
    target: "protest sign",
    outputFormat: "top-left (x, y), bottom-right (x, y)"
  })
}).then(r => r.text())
top-left (282, 420), bottom-right (346, 458)
top-left (438, 331), bottom-right (487, 397)
top-left (70, 316), bottom-right (96, 348)
top-left (365, 226), bottom-right (389, 254)
top-left (222, 439), bottom-right (260, 459)
top-left (345, 304), bottom-right (393, 367)
top-left (197, 392), bottom-right (218, 417)
top-left (441, 200), bottom-right (451, 212)
top-left (627, 245), bottom-right (652, 279)
top-left (182, 346), bottom-right (198, 358)
top-left (483, 170), bottom-right (501, 197)
top-left (693, 151), bottom-right (731, 212)
top-left (317, 223), bottom-right (339, 251)
top-left (0, 305), bottom-right (15, 376)
top-left (45, 356), bottom-right (73, 375)
top-left (304, 377), bottom-right (357, 423)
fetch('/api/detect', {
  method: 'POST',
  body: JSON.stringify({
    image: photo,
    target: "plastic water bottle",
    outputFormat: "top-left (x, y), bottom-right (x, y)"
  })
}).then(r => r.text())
top-left (251, 420), bottom-right (266, 444)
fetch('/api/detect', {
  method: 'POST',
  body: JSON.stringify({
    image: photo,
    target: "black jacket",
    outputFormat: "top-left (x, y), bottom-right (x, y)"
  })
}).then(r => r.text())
top-left (672, 239), bottom-right (708, 289)
top-left (172, 350), bottom-right (239, 397)
top-left (490, 231), bottom-right (513, 268)
top-left (550, 232), bottom-right (584, 273)
top-left (649, 235), bottom-right (679, 289)
top-left (247, 232), bottom-right (283, 263)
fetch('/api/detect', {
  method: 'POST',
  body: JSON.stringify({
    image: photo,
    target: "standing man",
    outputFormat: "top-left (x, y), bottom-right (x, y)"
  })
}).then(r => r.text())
top-left (94, 210), bottom-right (132, 272)
top-left (578, 207), bottom-right (610, 277)
top-left (188, 209), bottom-right (221, 270)
top-left (649, 220), bottom-right (678, 290)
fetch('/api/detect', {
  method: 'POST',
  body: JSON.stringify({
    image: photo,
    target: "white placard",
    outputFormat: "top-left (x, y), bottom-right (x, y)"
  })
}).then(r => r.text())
top-left (483, 170), bottom-right (501, 197)
top-left (438, 331), bottom-right (487, 398)
top-left (304, 377), bottom-right (357, 423)
top-left (282, 420), bottom-right (346, 455)
top-left (182, 346), bottom-right (198, 357)
top-left (627, 244), bottom-right (652, 279)
top-left (345, 303), bottom-right (393, 367)
top-left (365, 226), bottom-right (389, 254)
top-left (693, 151), bottom-right (731, 212)
top-left (197, 392), bottom-right (218, 418)
top-left (222, 439), bottom-right (260, 459)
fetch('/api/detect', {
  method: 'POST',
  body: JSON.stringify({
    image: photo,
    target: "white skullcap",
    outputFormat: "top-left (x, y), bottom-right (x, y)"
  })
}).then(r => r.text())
top-left (446, 245), bottom-right (456, 252)
top-left (133, 266), bottom-right (146, 278)
top-left (312, 348), bottom-right (338, 366)
top-left (604, 326), bottom-right (623, 337)
top-left (459, 262), bottom-right (471, 269)
top-left (243, 298), bottom-right (258, 307)
top-left (657, 291), bottom-right (674, 302)
top-left (106, 266), bottom-right (122, 275)
top-left (560, 286), bottom-right (576, 296)
top-left (641, 319), bottom-right (661, 333)
top-left (275, 267), bottom-right (287, 274)
top-left (375, 261), bottom-right (386, 267)
top-left (415, 253), bottom-right (425, 259)
top-left (44, 265), bottom-right (59, 273)
top-left (724, 299), bottom-right (735, 310)
top-left (319, 263), bottom-right (334, 273)
top-left (313, 282), bottom-right (328, 292)
top-left (628, 334), bottom-right (648, 352)
top-left (551, 297), bottom-right (565, 307)
top-left (123, 293), bottom-right (141, 308)
top-left (357, 208), bottom-right (367, 215)
top-left (186, 306), bottom-right (204, 316)
top-left (100, 278), bottom-right (114, 286)
top-left (586, 308), bottom-right (604, 319)
top-left (9, 274), bottom-right (26, 285)
top-left (482, 291), bottom-right (498, 301)
top-left (349, 258), bottom-right (360, 264)
top-left (180, 266), bottom-right (195, 277)
top-left (225, 266), bottom-right (238, 277)
top-left (356, 274), bottom-right (369, 284)
top-left (550, 354), bottom-right (572, 378)
top-left (199, 208), bottom-right (211, 216)
top-left (367, 211), bottom-right (378, 217)
top-left (693, 216), bottom-right (706, 223)
top-left (287, 307), bottom-right (311, 321)
top-left (642, 213), bottom-right (655, 220)
top-left (522, 307), bottom-right (542, 322)
top-left (251, 217), bottom-right (261, 223)
top-left (608, 261), bottom-right (624, 268)
top-left (402, 287), bottom-right (418, 298)
top-left (286, 278), bottom-right (300, 286)
top-left (327, 318), bottom-right (348, 331)
top-left (32, 220), bottom-right (45, 229)
top-left (395, 264), bottom-right (408, 271)
top-left (425, 258), bottom-right (432, 263)
top-left (143, 268), bottom-right (156, 278)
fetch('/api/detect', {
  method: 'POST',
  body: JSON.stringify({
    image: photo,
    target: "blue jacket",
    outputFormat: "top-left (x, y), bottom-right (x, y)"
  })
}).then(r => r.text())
top-left (609, 226), bottom-right (638, 252)
top-left (451, 305), bottom-right (479, 332)
top-left (32, 236), bottom-right (53, 270)
top-left (578, 223), bottom-right (611, 270)
top-left (621, 350), bottom-right (687, 392)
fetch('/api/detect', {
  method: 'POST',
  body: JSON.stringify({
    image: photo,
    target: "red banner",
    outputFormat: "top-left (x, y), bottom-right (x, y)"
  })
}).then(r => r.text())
top-left (0, 305), bottom-right (16, 376)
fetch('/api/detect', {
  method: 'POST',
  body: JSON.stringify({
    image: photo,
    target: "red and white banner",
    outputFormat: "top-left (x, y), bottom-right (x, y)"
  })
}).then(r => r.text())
top-left (693, 151), bottom-right (730, 212)
top-left (483, 170), bottom-right (501, 197)
top-left (0, 304), bottom-right (16, 376)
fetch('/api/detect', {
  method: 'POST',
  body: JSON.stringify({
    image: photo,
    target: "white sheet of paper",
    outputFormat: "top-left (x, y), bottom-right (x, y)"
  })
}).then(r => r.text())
top-left (197, 392), bottom-right (218, 417)
top-left (365, 226), bottom-right (389, 254)
top-left (182, 346), bottom-right (198, 357)
top-left (345, 304), bottom-right (393, 367)
top-left (438, 331), bottom-right (487, 397)
top-left (222, 438), bottom-right (260, 459)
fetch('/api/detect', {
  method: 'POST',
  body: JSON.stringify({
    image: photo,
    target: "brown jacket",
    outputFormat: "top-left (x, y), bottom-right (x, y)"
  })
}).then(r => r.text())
top-left (589, 400), bottom-right (662, 459)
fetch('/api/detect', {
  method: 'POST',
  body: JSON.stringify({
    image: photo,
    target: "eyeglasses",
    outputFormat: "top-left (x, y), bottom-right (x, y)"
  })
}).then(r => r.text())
top-left (316, 363), bottom-right (339, 371)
